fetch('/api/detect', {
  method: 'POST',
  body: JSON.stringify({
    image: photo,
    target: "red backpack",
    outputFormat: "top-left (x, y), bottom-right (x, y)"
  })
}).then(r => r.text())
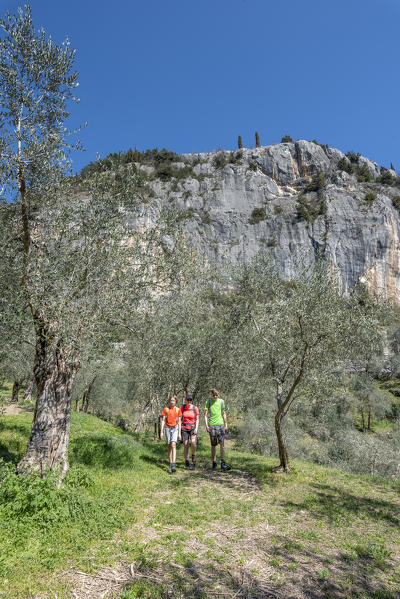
top-left (180, 404), bottom-right (198, 427)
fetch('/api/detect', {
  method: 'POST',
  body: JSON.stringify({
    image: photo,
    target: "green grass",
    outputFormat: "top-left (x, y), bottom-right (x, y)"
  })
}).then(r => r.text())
top-left (0, 411), bottom-right (399, 598)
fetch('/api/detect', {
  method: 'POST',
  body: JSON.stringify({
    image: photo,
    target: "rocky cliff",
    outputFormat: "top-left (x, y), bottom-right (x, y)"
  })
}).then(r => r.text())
top-left (133, 140), bottom-right (400, 302)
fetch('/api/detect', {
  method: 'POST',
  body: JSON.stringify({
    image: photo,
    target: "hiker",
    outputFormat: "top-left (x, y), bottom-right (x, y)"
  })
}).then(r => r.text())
top-left (178, 394), bottom-right (199, 469)
top-left (160, 395), bottom-right (179, 473)
top-left (205, 388), bottom-right (231, 471)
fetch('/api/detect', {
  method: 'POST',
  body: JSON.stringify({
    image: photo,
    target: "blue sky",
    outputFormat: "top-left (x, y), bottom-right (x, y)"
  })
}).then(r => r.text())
top-left (2, 0), bottom-right (400, 172)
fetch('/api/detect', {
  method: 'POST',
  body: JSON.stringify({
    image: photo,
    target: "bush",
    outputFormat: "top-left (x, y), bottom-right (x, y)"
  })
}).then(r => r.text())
top-left (297, 193), bottom-right (327, 223)
top-left (212, 152), bottom-right (228, 169)
top-left (364, 192), bottom-right (377, 206)
top-left (248, 161), bottom-right (258, 172)
top-left (0, 461), bottom-right (95, 527)
top-left (337, 157), bottom-right (355, 175)
top-left (304, 172), bottom-right (327, 192)
top-left (176, 207), bottom-right (195, 222)
top-left (281, 135), bottom-right (293, 143)
top-left (392, 196), bottom-right (400, 212)
top-left (228, 151), bottom-right (242, 165)
top-left (80, 147), bottom-right (181, 178)
top-left (249, 207), bottom-right (266, 225)
top-left (346, 151), bottom-right (360, 164)
top-left (357, 163), bottom-right (373, 183)
top-left (377, 170), bottom-right (394, 185)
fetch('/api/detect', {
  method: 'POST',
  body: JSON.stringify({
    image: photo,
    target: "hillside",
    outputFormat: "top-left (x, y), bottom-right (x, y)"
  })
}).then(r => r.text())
top-left (94, 141), bottom-right (400, 303)
top-left (0, 410), bottom-right (399, 599)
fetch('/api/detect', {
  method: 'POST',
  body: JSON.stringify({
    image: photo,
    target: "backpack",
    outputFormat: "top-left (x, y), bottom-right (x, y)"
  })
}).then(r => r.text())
top-left (180, 404), bottom-right (198, 427)
top-left (207, 397), bottom-right (224, 416)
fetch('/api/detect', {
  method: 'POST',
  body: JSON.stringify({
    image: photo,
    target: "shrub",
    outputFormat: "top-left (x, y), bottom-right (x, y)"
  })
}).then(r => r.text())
top-left (80, 147), bottom-right (181, 178)
top-left (212, 152), bottom-right (228, 169)
top-left (377, 170), bottom-right (394, 185)
top-left (228, 151), bottom-right (242, 165)
top-left (176, 207), bottom-right (195, 222)
top-left (248, 161), bottom-right (258, 172)
top-left (357, 163), bottom-right (373, 183)
top-left (364, 192), bottom-right (376, 206)
top-left (337, 157), bottom-right (355, 175)
top-left (297, 193), bottom-right (327, 223)
top-left (346, 151), bottom-right (360, 164)
top-left (304, 172), bottom-right (327, 192)
top-left (249, 207), bottom-right (266, 224)
top-left (273, 205), bottom-right (283, 215)
top-left (392, 196), bottom-right (400, 212)
top-left (281, 135), bottom-right (293, 143)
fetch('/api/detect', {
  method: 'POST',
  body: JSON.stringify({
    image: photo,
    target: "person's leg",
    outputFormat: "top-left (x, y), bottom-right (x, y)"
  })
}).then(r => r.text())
top-left (191, 434), bottom-right (197, 465)
top-left (211, 445), bottom-right (216, 462)
top-left (167, 439), bottom-right (173, 472)
top-left (219, 441), bottom-right (225, 462)
top-left (171, 442), bottom-right (176, 464)
top-left (183, 437), bottom-right (190, 468)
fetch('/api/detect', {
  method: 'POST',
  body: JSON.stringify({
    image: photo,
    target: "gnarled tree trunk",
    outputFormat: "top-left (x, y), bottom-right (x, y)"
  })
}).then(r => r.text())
top-left (21, 377), bottom-right (35, 403)
top-left (11, 381), bottom-right (21, 403)
top-left (17, 328), bottom-right (77, 482)
top-left (81, 376), bottom-right (96, 413)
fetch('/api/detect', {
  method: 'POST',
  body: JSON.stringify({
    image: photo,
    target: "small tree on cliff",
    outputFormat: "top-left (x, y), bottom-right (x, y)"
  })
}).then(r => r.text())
top-left (255, 131), bottom-right (261, 148)
top-left (234, 257), bottom-right (381, 472)
top-left (0, 7), bottom-right (174, 481)
top-left (238, 135), bottom-right (243, 149)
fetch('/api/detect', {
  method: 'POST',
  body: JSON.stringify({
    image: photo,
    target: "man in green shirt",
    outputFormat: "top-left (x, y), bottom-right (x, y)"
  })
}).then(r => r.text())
top-left (204, 388), bottom-right (231, 471)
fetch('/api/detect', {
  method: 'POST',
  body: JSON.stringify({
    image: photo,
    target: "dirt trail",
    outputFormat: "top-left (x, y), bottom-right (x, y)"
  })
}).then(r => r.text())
top-left (66, 467), bottom-right (268, 599)
top-left (1, 403), bottom-right (24, 416)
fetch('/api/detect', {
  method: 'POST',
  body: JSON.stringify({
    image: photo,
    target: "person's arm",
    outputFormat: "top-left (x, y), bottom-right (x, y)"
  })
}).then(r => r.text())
top-left (194, 408), bottom-right (199, 435)
top-left (223, 409), bottom-right (228, 433)
top-left (178, 411), bottom-right (182, 440)
top-left (204, 409), bottom-right (209, 433)
top-left (160, 414), bottom-right (166, 439)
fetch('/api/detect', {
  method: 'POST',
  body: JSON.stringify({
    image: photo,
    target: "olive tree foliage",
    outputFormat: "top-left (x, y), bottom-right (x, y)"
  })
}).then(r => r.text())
top-left (232, 256), bottom-right (382, 472)
top-left (122, 263), bottom-right (241, 428)
top-left (0, 7), bottom-right (175, 481)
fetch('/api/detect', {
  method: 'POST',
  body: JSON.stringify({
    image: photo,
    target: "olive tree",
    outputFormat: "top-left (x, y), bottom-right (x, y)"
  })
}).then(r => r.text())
top-left (234, 257), bottom-right (381, 471)
top-left (0, 7), bottom-right (174, 480)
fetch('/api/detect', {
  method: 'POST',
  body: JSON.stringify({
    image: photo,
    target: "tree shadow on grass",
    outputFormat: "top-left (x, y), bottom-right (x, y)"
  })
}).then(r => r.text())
top-left (0, 442), bottom-right (21, 464)
top-left (0, 419), bottom-right (30, 436)
top-left (70, 434), bottom-right (139, 469)
top-left (283, 482), bottom-right (400, 528)
top-left (123, 542), bottom-right (398, 599)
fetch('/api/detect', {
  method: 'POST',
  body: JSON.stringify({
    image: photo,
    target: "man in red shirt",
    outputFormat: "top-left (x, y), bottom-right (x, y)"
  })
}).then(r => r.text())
top-left (160, 395), bottom-right (179, 473)
top-left (178, 394), bottom-right (199, 469)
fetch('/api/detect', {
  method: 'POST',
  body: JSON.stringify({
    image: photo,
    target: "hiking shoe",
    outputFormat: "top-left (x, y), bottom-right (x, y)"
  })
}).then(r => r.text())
top-left (212, 461), bottom-right (217, 471)
top-left (192, 460), bottom-right (197, 469)
top-left (221, 462), bottom-right (231, 471)
top-left (185, 460), bottom-right (191, 470)
top-left (171, 464), bottom-right (176, 473)
top-left (168, 464), bottom-right (173, 473)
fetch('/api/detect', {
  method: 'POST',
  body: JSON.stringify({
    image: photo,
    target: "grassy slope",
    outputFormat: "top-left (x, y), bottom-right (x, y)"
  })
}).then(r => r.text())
top-left (0, 411), bottom-right (399, 599)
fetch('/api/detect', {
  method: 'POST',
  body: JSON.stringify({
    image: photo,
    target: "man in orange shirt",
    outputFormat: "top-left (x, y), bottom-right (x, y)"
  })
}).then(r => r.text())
top-left (160, 395), bottom-right (179, 473)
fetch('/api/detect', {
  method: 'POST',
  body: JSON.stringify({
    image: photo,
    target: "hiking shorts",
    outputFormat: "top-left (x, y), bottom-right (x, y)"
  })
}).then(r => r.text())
top-left (181, 428), bottom-right (197, 442)
top-left (209, 425), bottom-right (225, 446)
top-left (165, 426), bottom-right (178, 444)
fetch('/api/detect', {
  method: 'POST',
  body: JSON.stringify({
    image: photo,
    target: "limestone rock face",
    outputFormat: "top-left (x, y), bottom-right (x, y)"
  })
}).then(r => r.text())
top-left (135, 141), bottom-right (400, 302)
